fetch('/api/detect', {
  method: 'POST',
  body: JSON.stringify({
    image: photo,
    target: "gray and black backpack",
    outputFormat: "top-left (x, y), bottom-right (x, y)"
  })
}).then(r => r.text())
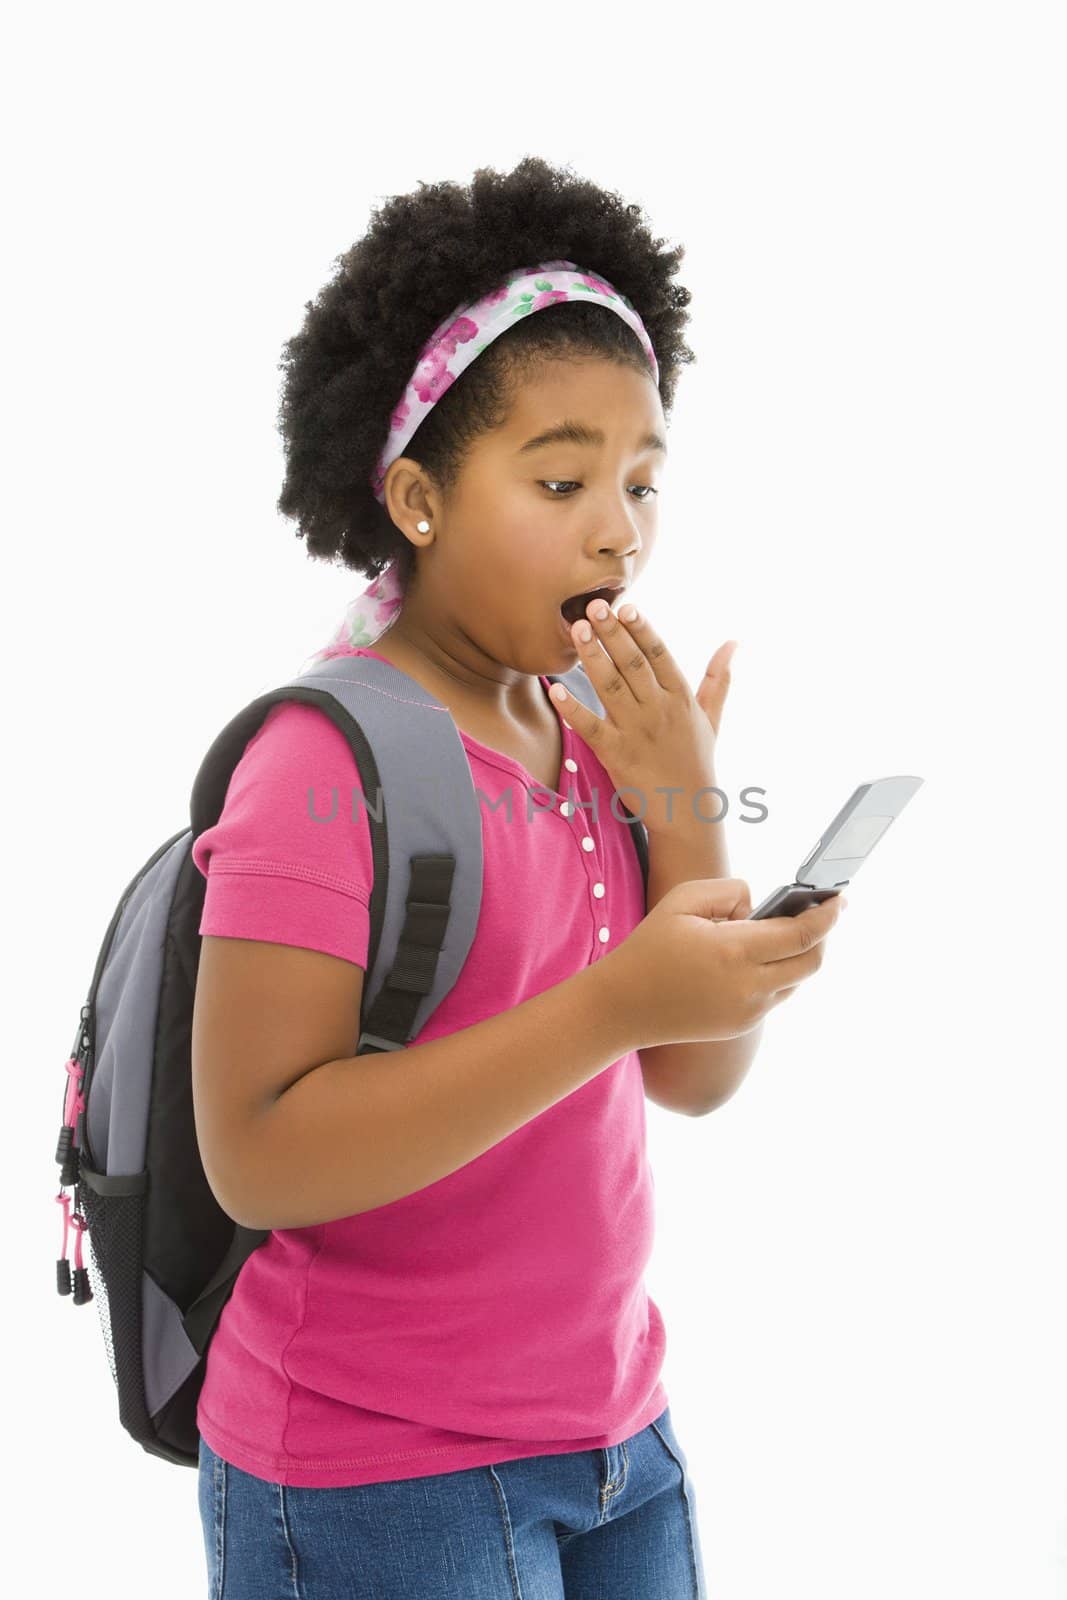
top-left (52, 652), bottom-right (649, 1469)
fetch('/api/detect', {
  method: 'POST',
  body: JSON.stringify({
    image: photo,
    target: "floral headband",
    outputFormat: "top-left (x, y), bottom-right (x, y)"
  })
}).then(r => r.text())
top-left (297, 259), bottom-right (659, 671)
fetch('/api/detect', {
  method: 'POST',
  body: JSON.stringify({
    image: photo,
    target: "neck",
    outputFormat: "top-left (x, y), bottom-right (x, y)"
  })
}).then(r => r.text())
top-left (374, 612), bottom-right (548, 729)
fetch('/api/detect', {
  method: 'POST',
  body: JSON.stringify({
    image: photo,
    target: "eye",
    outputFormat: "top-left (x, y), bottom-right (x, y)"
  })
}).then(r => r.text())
top-left (539, 481), bottom-right (660, 502)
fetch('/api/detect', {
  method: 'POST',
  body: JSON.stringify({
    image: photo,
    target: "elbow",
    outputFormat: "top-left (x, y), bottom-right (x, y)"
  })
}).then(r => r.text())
top-left (687, 1091), bottom-right (731, 1117)
top-left (195, 1114), bottom-right (281, 1232)
top-left (690, 1070), bottom-right (751, 1116)
top-left (198, 1158), bottom-right (266, 1233)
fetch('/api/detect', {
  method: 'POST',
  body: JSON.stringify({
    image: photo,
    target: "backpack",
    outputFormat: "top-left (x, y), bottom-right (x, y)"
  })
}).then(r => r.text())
top-left (52, 651), bottom-right (650, 1469)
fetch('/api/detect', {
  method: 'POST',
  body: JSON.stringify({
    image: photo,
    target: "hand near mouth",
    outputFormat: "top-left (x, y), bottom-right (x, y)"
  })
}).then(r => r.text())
top-left (548, 597), bottom-right (739, 838)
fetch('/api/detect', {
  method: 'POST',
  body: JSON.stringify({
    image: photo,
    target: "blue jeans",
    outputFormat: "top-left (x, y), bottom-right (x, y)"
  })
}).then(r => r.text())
top-left (198, 1404), bottom-right (707, 1597)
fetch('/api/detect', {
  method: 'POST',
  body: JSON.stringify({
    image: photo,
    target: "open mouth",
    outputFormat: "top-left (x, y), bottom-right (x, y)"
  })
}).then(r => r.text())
top-left (559, 586), bottom-right (624, 627)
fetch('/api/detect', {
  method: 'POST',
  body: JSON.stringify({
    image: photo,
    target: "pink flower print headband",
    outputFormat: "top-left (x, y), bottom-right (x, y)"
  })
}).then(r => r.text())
top-left (296, 259), bottom-right (659, 674)
top-left (369, 259), bottom-right (659, 502)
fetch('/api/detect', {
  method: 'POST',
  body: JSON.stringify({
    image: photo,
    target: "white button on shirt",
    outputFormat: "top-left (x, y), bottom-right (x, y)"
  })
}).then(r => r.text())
top-left (557, 741), bottom-right (612, 952)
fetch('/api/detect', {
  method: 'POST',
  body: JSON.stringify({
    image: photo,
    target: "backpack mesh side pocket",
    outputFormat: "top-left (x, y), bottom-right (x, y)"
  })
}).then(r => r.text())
top-left (77, 1163), bottom-right (153, 1442)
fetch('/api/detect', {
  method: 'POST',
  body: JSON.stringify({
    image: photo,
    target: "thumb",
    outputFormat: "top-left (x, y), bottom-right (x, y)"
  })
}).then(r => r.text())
top-left (665, 877), bottom-right (752, 923)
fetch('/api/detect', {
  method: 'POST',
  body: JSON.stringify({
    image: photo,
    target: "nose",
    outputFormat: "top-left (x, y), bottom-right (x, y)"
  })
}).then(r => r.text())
top-left (597, 518), bottom-right (642, 562)
top-left (587, 483), bottom-right (650, 566)
top-left (598, 533), bottom-right (642, 569)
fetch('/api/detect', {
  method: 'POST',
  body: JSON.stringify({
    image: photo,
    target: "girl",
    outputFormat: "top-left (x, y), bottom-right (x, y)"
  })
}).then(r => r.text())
top-left (191, 156), bottom-right (844, 1599)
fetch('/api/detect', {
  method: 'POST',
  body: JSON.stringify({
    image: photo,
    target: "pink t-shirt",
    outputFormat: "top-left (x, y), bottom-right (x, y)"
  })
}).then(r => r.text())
top-left (191, 646), bottom-right (667, 1488)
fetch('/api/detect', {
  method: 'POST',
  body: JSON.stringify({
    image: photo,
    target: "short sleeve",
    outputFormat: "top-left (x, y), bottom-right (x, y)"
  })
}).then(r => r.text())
top-left (192, 700), bottom-right (374, 969)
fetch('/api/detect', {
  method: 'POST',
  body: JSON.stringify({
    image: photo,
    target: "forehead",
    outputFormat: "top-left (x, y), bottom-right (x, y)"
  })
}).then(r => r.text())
top-left (497, 357), bottom-right (667, 454)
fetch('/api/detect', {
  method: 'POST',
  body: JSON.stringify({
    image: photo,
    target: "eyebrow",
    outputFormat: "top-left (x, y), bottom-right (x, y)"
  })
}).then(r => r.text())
top-left (515, 419), bottom-right (668, 457)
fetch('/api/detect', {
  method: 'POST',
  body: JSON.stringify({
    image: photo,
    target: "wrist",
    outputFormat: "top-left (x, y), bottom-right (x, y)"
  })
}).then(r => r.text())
top-left (640, 776), bottom-right (725, 840)
top-left (589, 941), bottom-right (658, 1052)
top-left (644, 814), bottom-right (729, 882)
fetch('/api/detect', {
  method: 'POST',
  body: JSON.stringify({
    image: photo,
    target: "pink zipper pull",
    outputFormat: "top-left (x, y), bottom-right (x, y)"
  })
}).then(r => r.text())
top-left (64, 1051), bottom-right (86, 1125)
top-left (55, 1191), bottom-right (73, 1295)
top-left (55, 1049), bottom-right (87, 1184)
top-left (70, 1211), bottom-right (93, 1306)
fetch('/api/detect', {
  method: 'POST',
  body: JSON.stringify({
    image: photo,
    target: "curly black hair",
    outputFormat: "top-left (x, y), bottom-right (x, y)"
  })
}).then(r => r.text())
top-left (276, 156), bottom-right (696, 596)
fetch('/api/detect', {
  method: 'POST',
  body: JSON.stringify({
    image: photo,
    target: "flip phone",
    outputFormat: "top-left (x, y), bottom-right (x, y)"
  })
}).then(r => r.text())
top-left (749, 775), bottom-right (924, 920)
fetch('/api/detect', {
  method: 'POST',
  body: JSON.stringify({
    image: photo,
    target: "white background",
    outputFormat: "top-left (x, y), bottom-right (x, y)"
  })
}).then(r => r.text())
top-left (6, 3), bottom-right (1064, 1596)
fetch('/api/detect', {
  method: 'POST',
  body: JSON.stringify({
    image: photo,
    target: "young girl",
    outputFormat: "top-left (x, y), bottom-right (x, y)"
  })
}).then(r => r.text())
top-left (190, 156), bottom-right (844, 1599)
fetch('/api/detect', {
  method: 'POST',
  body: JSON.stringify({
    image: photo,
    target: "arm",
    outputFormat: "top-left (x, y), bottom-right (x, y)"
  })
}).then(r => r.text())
top-left (193, 934), bottom-right (641, 1232)
top-left (638, 807), bottom-right (764, 1117)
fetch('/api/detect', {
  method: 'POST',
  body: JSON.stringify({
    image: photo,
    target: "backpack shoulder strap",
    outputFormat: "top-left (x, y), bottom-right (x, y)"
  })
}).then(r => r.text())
top-left (189, 653), bottom-right (484, 1055)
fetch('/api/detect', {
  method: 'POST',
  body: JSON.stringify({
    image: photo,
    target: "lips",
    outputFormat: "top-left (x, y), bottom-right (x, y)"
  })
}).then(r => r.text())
top-left (559, 584), bottom-right (626, 626)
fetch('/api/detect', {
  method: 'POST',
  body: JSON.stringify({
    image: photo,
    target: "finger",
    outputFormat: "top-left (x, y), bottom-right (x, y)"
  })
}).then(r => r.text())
top-left (754, 896), bottom-right (846, 994)
top-left (612, 603), bottom-right (689, 695)
top-left (568, 607), bottom-right (643, 709)
top-left (581, 596), bottom-right (658, 704)
top-left (753, 893), bottom-right (847, 966)
top-left (760, 944), bottom-right (826, 995)
top-left (726, 884), bottom-right (753, 920)
top-left (673, 876), bottom-right (752, 921)
top-left (546, 673), bottom-right (606, 748)
top-left (695, 640), bottom-right (738, 734)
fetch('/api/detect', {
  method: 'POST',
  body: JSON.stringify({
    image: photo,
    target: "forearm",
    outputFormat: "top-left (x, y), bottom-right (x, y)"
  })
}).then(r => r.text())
top-left (232, 953), bottom-right (639, 1230)
top-left (639, 797), bottom-right (763, 1114)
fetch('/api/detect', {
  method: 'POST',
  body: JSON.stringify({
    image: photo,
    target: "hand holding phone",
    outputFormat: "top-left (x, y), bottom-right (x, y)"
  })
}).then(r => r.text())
top-left (749, 775), bottom-right (923, 920)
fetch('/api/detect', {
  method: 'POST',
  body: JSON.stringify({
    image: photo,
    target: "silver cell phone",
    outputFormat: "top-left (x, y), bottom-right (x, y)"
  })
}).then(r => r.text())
top-left (748, 775), bottom-right (924, 920)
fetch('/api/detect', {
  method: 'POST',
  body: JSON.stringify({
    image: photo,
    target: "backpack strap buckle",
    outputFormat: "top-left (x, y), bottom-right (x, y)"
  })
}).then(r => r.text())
top-left (356, 1031), bottom-right (406, 1054)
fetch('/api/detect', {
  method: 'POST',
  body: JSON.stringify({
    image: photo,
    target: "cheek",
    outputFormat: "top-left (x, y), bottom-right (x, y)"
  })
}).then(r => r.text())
top-left (477, 508), bottom-right (562, 588)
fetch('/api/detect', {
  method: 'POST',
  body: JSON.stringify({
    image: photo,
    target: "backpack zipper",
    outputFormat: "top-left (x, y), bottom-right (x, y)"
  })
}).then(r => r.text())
top-left (55, 1002), bottom-right (92, 1300)
top-left (71, 825), bottom-right (190, 1171)
top-left (54, 825), bottom-right (189, 1302)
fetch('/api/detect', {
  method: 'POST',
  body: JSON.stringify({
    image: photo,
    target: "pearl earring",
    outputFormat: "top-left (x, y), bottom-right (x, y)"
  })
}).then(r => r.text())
top-left (416, 519), bottom-right (430, 533)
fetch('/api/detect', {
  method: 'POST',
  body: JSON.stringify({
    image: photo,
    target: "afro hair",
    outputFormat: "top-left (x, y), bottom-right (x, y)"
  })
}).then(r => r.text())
top-left (276, 156), bottom-right (696, 594)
